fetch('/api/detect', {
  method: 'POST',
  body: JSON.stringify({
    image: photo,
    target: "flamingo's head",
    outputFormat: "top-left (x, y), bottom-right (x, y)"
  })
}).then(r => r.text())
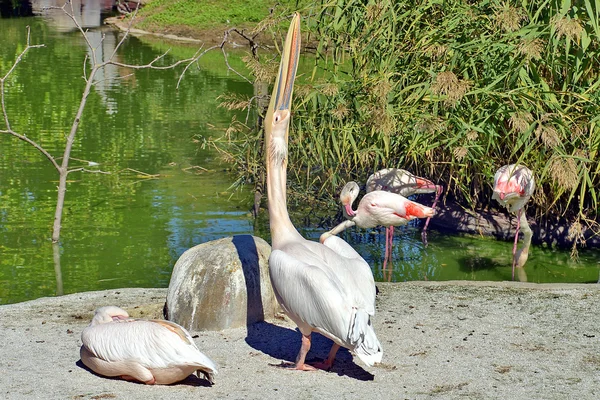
top-left (340, 181), bottom-right (360, 218)
top-left (415, 177), bottom-right (437, 191)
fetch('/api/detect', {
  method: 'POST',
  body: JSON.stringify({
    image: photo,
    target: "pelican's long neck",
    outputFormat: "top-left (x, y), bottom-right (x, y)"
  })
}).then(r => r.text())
top-left (267, 138), bottom-right (300, 249)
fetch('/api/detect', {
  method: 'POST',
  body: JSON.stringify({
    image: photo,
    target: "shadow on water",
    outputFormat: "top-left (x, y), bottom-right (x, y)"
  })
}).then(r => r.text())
top-left (456, 255), bottom-right (506, 272)
top-left (233, 237), bottom-right (373, 380)
top-left (0, 0), bottom-right (33, 17)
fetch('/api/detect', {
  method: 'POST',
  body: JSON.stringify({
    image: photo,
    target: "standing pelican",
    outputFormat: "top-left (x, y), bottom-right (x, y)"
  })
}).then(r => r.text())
top-left (266, 13), bottom-right (382, 371)
top-left (366, 168), bottom-right (443, 256)
top-left (80, 306), bottom-right (217, 385)
top-left (320, 181), bottom-right (435, 270)
top-left (492, 164), bottom-right (535, 280)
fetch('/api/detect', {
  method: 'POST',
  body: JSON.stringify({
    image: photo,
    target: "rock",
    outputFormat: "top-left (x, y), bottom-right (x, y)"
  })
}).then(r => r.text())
top-left (165, 235), bottom-right (279, 331)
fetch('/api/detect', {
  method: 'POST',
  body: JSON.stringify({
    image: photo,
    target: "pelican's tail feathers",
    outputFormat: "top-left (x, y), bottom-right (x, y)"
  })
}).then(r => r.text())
top-left (350, 309), bottom-right (383, 366)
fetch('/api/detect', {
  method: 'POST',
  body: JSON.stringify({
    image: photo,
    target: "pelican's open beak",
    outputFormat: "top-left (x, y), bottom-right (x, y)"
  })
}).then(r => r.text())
top-left (266, 13), bottom-right (301, 117)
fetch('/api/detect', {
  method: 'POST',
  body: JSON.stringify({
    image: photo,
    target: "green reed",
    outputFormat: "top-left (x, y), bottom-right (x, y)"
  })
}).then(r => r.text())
top-left (211, 0), bottom-right (599, 245)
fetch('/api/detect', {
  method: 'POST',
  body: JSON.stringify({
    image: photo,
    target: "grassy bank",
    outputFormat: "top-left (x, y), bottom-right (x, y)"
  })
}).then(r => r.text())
top-left (132, 0), bottom-right (303, 39)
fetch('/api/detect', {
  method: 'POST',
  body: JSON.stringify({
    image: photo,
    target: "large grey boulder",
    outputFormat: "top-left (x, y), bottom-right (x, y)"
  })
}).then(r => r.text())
top-left (165, 235), bottom-right (279, 331)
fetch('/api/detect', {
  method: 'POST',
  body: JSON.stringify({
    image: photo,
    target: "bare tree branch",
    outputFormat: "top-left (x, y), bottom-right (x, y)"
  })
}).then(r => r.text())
top-left (4, 0), bottom-right (262, 244)
top-left (67, 168), bottom-right (111, 175)
top-left (0, 26), bottom-right (45, 83)
top-left (0, 26), bottom-right (57, 171)
top-left (175, 26), bottom-right (271, 89)
top-left (176, 45), bottom-right (220, 88)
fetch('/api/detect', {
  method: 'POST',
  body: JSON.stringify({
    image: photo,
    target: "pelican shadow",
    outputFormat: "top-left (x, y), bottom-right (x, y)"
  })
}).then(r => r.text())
top-left (245, 318), bottom-right (373, 380)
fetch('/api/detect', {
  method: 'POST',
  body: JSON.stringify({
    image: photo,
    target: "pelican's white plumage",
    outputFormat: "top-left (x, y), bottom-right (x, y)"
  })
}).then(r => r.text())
top-left (265, 14), bottom-right (381, 371)
top-left (80, 306), bottom-right (217, 385)
top-left (270, 237), bottom-right (382, 366)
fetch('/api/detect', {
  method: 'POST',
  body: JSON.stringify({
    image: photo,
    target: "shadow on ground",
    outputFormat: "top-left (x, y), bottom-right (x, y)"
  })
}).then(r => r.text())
top-left (245, 321), bottom-right (374, 381)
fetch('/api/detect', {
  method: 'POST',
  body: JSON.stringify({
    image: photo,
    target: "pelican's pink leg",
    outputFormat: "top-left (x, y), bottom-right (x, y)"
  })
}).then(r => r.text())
top-left (278, 334), bottom-right (317, 371)
top-left (312, 343), bottom-right (340, 371)
top-left (512, 209), bottom-right (522, 280)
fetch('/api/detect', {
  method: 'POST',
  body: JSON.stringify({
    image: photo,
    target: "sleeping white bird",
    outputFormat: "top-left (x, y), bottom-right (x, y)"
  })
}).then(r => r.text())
top-left (80, 306), bottom-right (217, 385)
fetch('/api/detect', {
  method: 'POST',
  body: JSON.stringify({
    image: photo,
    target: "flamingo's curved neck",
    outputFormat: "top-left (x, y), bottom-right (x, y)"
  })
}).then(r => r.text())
top-left (515, 210), bottom-right (532, 268)
top-left (519, 210), bottom-right (532, 249)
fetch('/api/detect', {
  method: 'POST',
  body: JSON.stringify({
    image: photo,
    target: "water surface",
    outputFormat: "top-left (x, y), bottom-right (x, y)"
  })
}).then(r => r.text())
top-left (1, 16), bottom-right (598, 305)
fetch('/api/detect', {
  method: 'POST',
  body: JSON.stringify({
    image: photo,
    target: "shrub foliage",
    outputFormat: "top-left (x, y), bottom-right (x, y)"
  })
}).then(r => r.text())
top-left (217, 0), bottom-right (600, 243)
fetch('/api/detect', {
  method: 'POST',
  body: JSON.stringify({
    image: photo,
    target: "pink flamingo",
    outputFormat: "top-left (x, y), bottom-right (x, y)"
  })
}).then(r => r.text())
top-left (492, 164), bottom-right (535, 280)
top-left (266, 14), bottom-right (382, 372)
top-left (366, 168), bottom-right (443, 255)
top-left (320, 181), bottom-right (435, 270)
top-left (80, 306), bottom-right (217, 385)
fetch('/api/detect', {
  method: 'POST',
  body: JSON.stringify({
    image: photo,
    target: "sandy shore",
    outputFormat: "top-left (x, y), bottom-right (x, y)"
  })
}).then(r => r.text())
top-left (1, 281), bottom-right (599, 399)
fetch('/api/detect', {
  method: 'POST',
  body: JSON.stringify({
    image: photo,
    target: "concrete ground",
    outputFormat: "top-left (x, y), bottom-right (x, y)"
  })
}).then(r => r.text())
top-left (1, 281), bottom-right (599, 399)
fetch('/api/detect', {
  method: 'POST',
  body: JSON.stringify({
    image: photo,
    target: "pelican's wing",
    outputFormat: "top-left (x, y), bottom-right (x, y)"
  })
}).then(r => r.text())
top-left (318, 237), bottom-right (377, 315)
top-left (147, 319), bottom-right (194, 345)
top-left (270, 248), bottom-right (352, 341)
top-left (81, 320), bottom-right (217, 373)
top-left (308, 239), bottom-right (376, 312)
top-left (270, 247), bottom-right (382, 363)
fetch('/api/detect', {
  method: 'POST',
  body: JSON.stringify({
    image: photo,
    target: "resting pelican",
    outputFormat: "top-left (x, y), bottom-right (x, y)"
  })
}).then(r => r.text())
top-left (80, 306), bottom-right (217, 385)
top-left (266, 13), bottom-right (382, 371)
top-left (492, 164), bottom-right (535, 280)
top-left (366, 168), bottom-right (442, 254)
top-left (320, 182), bottom-right (435, 270)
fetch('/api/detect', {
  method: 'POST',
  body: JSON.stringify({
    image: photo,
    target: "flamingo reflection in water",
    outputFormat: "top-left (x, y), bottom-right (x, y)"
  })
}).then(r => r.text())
top-left (492, 164), bottom-right (535, 280)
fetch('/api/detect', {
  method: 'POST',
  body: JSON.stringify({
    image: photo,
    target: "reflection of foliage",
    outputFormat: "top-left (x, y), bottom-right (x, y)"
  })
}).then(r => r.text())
top-left (0, 18), bottom-right (254, 304)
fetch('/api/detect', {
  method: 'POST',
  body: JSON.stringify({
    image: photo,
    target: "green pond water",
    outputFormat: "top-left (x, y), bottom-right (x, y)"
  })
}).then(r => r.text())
top-left (1, 16), bottom-right (599, 305)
